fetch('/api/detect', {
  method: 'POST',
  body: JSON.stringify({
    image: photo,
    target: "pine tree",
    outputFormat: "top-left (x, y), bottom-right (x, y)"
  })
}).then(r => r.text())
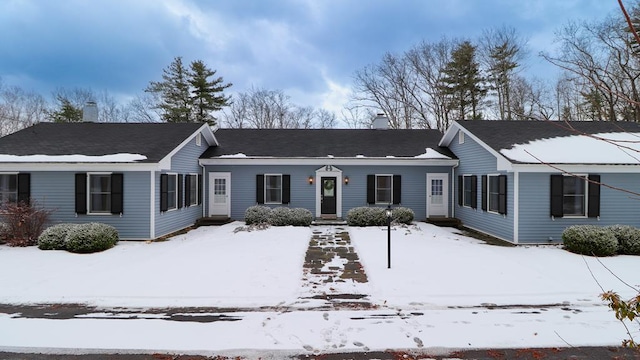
top-left (189, 60), bottom-right (232, 125)
top-left (487, 42), bottom-right (518, 120)
top-left (441, 41), bottom-right (487, 120)
top-left (145, 57), bottom-right (192, 123)
top-left (49, 96), bottom-right (82, 123)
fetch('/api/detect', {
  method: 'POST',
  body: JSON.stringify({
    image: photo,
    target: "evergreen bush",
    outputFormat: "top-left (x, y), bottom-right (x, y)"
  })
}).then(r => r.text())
top-left (562, 225), bottom-right (618, 257)
top-left (37, 223), bottom-right (78, 250)
top-left (65, 223), bottom-right (119, 254)
top-left (607, 224), bottom-right (640, 256)
top-left (268, 207), bottom-right (292, 226)
top-left (346, 207), bottom-right (387, 226)
top-left (288, 208), bottom-right (313, 226)
top-left (392, 207), bottom-right (414, 225)
top-left (244, 205), bottom-right (272, 225)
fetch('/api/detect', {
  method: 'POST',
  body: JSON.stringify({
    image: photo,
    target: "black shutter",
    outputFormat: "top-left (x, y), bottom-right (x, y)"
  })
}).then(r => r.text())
top-left (470, 175), bottom-right (477, 209)
top-left (75, 173), bottom-right (87, 214)
top-left (160, 174), bottom-right (168, 212)
top-left (111, 173), bottom-right (123, 214)
top-left (550, 175), bottom-right (564, 217)
top-left (457, 175), bottom-right (463, 206)
top-left (282, 175), bottom-right (291, 204)
top-left (197, 174), bottom-right (202, 205)
top-left (367, 175), bottom-right (375, 204)
top-left (256, 174), bottom-right (265, 204)
top-left (498, 175), bottom-right (507, 215)
top-left (588, 174), bottom-right (601, 218)
top-left (481, 175), bottom-right (487, 211)
top-left (178, 174), bottom-right (183, 209)
top-left (392, 175), bottom-right (401, 204)
top-left (185, 175), bottom-right (192, 207)
top-left (17, 173), bottom-right (30, 205)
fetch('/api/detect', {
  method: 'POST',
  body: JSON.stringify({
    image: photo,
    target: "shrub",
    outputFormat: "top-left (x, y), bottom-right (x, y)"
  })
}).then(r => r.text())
top-left (346, 207), bottom-right (387, 227)
top-left (0, 222), bottom-right (8, 244)
top-left (607, 224), bottom-right (640, 256)
top-left (245, 205), bottom-right (272, 225)
top-left (65, 223), bottom-right (119, 254)
top-left (37, 223), bottom-right (78, 250)
top-left (392, 207), bottom-right (414, 225)
top-left (562, 225), bottom-right (618, 257)
top-left (288, 208), bottom-right (313, 226)
top-left (1, 200), bottom-right (53, 247)
top-left (268, 207), bottom-right (292, 226)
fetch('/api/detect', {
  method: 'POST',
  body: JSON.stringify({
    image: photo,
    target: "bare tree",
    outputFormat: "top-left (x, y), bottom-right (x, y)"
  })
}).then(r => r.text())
top-left (0, 82), bottom-right (47, 136)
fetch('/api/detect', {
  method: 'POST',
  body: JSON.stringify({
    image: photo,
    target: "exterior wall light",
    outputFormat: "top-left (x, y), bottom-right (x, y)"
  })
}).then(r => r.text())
top-left (308, 176), bottom-right (314, 185)
top-left (344, 176), bottom-right (349, 185)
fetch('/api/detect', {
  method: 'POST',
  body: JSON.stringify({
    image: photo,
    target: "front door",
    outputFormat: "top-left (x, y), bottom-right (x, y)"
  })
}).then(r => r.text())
top-left (208, 173), bottom-right (231, 217)
top-left (320, 177), bottom-right (337, 217)
top-left (427, 173), bottom-right (448, 217)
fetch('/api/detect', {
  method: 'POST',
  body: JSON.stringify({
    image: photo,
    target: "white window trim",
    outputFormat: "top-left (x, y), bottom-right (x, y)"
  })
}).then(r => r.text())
top-left (458, 131), bottom-right (465, 144)
top-left (264, 173), bottom-right (283, 205)
top-left (462, 174), bottom-right (473, 208)
top-left (487, 174), bottom-right (500, 215)
top-left (87, 172), bottom-right (113, 215)
top-left (166, 173), bottom-right (178, 212)
top-left (562, 174), bottom-right (588, 218)
top-left (375, 174), bottom-right (393, 205)
top-left (196, 133), bottom-right (202, 147)
top-left (188, 173), bottom-right (199, 206)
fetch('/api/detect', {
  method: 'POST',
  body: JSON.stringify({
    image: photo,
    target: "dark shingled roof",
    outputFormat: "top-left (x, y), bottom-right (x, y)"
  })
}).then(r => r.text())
top-left (457, 120), bottom-right (640, 154)
top-left (0, 122), bottom-right (204, 163)
top-left (202, 128), bottom-right (456, 159)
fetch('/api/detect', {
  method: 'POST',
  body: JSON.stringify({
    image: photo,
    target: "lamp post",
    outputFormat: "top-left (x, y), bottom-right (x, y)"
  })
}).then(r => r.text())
top-left (385, 204), bottom-right (392, 269)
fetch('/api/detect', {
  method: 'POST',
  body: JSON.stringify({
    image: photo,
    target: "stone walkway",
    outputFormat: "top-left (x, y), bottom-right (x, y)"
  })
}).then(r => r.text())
top-left (298, 226), bottom-right (373, 309)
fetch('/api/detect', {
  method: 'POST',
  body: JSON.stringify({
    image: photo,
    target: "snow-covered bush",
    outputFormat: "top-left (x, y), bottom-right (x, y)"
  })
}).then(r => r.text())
top-left (607, 224), bottom-right (640, 256)
top-left (288, 208), bottom-right (313, 226)
top-left (562, 225), bottom-right (618, 257)
top-left (65, 223), bottom-right (119, 254)
top-left (244, 205), bottom-right (272, 225)
top-left (392, 207), bottom-right (414, 225)
top-left (268, 207), bottom-right (292, 226)
top-left (37, 223), bottom-right (78, 250)
top-left (346, 207), bottom-right (387, 227)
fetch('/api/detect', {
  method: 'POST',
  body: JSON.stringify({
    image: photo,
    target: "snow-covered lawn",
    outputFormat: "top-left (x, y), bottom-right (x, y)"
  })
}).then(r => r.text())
top-left (0, 221), bottom-right (638, 355)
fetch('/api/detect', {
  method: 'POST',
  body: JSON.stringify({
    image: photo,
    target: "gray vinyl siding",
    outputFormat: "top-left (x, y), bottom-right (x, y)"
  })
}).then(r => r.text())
top-left (155, 136), bottom-right (207, 238)
top-left (30, 171), bottom-right (151, 240)
top-left (449, 130), bottom-right (514, 242)
top-left (204, 164), bottom-right (453, 221)
top-left (518, 172), bottom-right (640, 244)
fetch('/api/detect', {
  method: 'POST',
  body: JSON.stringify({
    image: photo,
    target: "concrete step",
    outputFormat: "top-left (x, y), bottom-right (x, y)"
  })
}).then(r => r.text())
top-left (195, 216), bottom-right (233, 227)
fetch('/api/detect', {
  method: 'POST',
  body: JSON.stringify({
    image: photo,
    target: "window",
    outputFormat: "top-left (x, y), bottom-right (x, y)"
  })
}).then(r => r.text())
top-left (196, 133), bottom-right (202, 146)
top-left (265, 174), bottom-right (282, 204)
top-left (186, 174), bottom-right (198, 206)
top-left (376, 175), bottom-right (392, 204)
top-left (367, 174), bottom-right (401, 205)
top-left (550, 174), bottom-right (599, 218)
top-left (89, 174), bottom-right (111, 213)
top-left (458, 175), bottom-right (477, 209)
top-left (563, 175), bottom-right (586, 216)
top-left (167, 174), bottom-right (177, 210)
top-left (0, 174), bottom-right (17, 203)
top-left (482, 175), bottom-right (507, 215)
top-left (458, 131), bottom-right (465, 144)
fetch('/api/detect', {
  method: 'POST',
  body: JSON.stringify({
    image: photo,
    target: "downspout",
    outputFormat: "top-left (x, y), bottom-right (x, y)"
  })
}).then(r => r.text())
top-left (513, 170), bottom-right (519, 244)
top-left (200, 162), bottom-right (206, 218)
top-left (451, 162), bottom-right (459, 218)
top-left (149, 171), bottom-right (156, 240)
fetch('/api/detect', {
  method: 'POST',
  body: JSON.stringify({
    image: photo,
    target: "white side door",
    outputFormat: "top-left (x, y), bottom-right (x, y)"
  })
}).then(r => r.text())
top-left (208, 172), bottom-right (231, 217)
top-left (427, 173), bottom-right (448, 217)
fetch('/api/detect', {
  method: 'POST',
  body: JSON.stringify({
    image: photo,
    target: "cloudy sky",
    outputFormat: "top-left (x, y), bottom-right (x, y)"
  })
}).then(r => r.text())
top-left (0, 0), bottom-right (623, 116)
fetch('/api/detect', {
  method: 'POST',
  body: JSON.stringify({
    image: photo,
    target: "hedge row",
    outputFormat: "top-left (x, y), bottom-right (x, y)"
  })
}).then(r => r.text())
top-left (346, 206), bottom-right (414, 227)
top-left (244, 206), bottom-right (313, 226)
top-left (37, 223), bottom-right (119, 254)
top-left (562, 224), bottom-right (640, 257)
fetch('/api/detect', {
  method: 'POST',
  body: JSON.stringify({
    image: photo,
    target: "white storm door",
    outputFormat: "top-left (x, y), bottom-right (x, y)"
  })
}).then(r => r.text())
top-left (427, 173), bottom-right (448, 217)
top-left (209, 173), bottom-right (231, 217)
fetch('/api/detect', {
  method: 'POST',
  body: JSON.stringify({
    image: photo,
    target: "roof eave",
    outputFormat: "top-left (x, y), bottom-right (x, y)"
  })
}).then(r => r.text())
top-left (200, 157), bottom-right (458, 166)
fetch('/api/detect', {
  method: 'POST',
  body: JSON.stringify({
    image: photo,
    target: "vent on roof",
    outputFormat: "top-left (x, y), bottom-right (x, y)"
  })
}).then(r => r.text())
top-left (372, 113), bottom-right (388, 130)
top-left (82, 101), bottom-right (98, 122)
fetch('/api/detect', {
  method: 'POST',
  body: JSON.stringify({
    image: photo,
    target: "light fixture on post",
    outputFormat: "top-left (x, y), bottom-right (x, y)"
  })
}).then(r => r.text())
top-left (344, 176), bottom-right (349, 185)
top-left (386, 204), bottom-right (392, 269)
top-left (308, 176), bottom-right (314, 185)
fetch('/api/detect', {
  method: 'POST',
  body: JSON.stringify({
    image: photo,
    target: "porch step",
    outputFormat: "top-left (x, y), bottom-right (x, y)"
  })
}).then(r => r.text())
top-left (312, 218), bottom-right (348, 226)
top-left (426, 217), bottom-right (462, 228)
top-left (195, 216), bottom-right (233, 227)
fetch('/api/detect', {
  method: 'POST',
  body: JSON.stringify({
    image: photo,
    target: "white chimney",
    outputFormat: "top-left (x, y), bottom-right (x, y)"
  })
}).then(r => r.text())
top-left (372, 113), bottom-right (389, 130)
top-left (82, 101), bottom-right (98, 122)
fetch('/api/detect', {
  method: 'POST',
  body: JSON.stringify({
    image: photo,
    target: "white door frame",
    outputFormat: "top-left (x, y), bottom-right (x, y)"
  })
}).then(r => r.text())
top-left (426, 173), bottom-right (449, 217)
top-left (208, 172), bottom-right (231, 217)
top-left (315, 165), bottom-right (342, 218)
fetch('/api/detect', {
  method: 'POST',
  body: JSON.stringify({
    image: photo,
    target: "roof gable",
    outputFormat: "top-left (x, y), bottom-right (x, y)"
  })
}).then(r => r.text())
top-left (202, 128), bottom-right (456, 159)
top-left (0, 123), bottom-right (210, 163)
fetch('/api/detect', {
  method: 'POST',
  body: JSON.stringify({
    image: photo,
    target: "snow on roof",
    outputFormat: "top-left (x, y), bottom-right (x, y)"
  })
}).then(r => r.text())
top-left (500, 132), bottom-right (640, 164)
top-left (414, 147), bottom-right (452, 159)
top-left (0, 153), bottom-right (148, 163)
top-left (218, 153), bottom-right (248, 158)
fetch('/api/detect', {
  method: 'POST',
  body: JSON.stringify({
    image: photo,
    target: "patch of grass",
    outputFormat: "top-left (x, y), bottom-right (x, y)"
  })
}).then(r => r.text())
top-left (456, 227), bottom-right (516, 247)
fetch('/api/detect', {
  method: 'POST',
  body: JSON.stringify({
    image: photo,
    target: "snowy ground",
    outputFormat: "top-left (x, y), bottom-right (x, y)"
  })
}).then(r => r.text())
top-left (0, 222), bottom-right (638, 356)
